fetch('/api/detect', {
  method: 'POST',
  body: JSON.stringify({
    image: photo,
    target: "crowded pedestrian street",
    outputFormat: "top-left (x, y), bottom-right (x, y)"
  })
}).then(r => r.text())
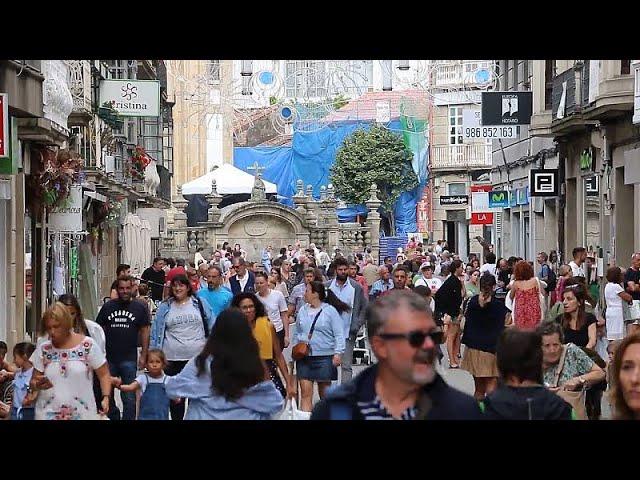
top-left (1, 59), bottom-right (640, 421)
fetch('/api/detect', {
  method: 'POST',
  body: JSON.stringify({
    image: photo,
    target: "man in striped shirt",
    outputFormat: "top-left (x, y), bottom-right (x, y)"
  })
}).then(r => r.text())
top-left (311, 290), bottom-right (482, 420)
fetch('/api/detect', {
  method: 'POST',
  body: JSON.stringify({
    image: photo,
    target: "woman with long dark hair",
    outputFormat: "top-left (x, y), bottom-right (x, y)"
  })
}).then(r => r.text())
top-left (461, 273), bottom-right (512, 401)
top-left (164, 308), bottom-right (284, 419)
top-left (232, 292), bottom-right (294, 399)
top-left (292, 281), bottom-right (347, 411)
top-left (151, 274), bottom-right (215, 420)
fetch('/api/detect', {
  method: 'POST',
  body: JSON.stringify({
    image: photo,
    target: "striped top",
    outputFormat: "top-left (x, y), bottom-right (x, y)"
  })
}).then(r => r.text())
top-left (357, 396), bottom-right (417, 420)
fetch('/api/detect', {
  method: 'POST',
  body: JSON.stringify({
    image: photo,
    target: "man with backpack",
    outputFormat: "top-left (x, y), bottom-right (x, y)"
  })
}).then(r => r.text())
top-left (537, 252), bottom-right (556, 308)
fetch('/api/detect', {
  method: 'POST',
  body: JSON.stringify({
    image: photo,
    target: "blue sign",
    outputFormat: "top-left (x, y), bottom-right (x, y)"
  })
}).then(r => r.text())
top-left (488, 190), bottom-right (509, 208)
top-left (509, 190), bottom-right (517, 207)
top-left (517, 187), bottom-right (529, 206)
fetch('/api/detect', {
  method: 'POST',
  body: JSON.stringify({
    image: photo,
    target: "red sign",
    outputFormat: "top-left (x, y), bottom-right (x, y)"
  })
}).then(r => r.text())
top-left (0, 93), bottom-right (7, 157)
top-left (471, 212), bottom-right (494, 225)
top-left (470, 184), bottom-right (492, 193)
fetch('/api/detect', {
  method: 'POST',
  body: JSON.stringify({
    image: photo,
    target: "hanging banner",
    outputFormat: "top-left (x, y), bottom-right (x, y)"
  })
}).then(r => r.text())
top-left (70, 247), bottom-right (78, 279)
top-left (48, 185), bottom-right (83, 232)
top-left (0, 93), bottom-right (8, 158)
top-left (99, 80), bottom-right (160, 117)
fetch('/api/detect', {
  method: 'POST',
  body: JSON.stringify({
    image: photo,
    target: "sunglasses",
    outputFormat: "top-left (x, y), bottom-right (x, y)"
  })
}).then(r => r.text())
top-left (377, 329), bottom-right (443, 348)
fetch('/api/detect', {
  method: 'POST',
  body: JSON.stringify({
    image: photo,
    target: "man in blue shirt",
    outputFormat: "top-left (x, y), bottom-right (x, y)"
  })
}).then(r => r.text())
top-left (198, 266), bottom-right (233, 319)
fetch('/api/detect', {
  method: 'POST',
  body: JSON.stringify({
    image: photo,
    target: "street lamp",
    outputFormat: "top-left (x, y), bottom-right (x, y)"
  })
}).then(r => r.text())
top-left (397, 60), bottom-right (410, 71)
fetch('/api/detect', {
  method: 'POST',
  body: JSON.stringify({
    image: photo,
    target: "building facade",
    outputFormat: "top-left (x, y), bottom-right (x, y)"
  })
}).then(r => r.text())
top-left (529, 60), bottom-right (639, 266)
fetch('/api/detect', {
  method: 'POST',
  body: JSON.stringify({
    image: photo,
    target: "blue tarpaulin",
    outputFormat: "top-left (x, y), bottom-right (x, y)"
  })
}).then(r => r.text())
top-left (234, 120), bottom-right (427, 234)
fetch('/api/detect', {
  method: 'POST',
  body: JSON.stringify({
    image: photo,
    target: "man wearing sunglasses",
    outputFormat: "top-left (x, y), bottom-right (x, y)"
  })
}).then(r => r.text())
top-left (311, 290), bottom-right (482, 420)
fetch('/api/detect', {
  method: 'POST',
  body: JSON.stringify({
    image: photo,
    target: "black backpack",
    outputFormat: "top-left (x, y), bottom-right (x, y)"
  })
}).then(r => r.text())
top-left (543, 265), bottom-right (557, 293)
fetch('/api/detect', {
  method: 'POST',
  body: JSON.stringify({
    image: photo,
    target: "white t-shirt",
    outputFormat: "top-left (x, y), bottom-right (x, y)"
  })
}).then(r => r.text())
top-left (605, 282), bottom-right (625, 341)
top-left (569, 261), bottom-right (585, 278)
top-left (31, 336), bottom-right (106, 420)
top-left (480, 263), bottom-right (498, 281)
top-left (135, 373), bottom-right (167, 394)
top-left (414, 276), bottom-right (443, 294)
top-left (258, 290), bottom-right (288, 332)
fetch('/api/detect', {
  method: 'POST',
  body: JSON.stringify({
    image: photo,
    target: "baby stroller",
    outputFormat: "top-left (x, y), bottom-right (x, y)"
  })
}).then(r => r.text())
top-left (351, 327), bottom-right (372, 365)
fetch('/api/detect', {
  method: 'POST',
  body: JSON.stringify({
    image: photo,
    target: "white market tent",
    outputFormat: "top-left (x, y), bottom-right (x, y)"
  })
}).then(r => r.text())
top-left (181, 163), bottom-right (277, 195)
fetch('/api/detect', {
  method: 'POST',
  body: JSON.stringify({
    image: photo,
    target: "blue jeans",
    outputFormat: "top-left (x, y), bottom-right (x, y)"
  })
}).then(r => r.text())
top-left (108, 360), bottom-right (137, 421)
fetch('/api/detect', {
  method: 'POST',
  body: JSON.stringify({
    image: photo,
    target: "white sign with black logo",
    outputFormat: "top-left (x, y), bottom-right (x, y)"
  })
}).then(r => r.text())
top-left (48, 185), bottom-right (83, 232)
top-left (481, 91), bottom-right (533, 126)
top-left (585, 175), bottom-right (599, 196)
top-left (529, 169), bottom-right (559, 197)
top-left (99, 80), bottom-right (160, 117)
top-left (440, 195), bottom-right (469, 206)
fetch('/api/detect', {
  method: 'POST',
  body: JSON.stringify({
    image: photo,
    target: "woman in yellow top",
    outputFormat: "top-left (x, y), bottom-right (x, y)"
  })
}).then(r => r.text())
top-left (232, 293), bottom-right (294, 399)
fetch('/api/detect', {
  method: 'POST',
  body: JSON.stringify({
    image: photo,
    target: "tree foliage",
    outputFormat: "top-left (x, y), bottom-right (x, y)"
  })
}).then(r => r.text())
top-left (330, 124), bottom-right (418, 212)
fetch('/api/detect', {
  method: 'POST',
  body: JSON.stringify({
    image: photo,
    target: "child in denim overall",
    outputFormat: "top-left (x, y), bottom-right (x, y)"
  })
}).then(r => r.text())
top-left (113, 349), bottom-right (173, 420)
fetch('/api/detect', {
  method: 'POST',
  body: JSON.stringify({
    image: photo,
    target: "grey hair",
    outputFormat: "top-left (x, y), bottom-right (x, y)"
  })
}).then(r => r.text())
top-left (366, 290), bottom-right (432, 338)
top-left (535, 320), bottom-right (564, 344)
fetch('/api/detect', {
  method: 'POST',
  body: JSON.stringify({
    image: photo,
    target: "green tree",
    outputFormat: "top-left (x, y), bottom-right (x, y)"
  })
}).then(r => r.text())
top-left (330, 124), bottom-right (418, 232)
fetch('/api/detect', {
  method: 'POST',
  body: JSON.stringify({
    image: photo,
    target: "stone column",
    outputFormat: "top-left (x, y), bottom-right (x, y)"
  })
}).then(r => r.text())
top-left (324, 184), bottom-right (340, 252)
top-left (365, 184), bottom-right (383, 264)
top-left (172, 186), bottom-right (189, 228)
top-left (206, 179), bottom-right (223, 223)
top-left (292, 179), bottom-right (308, 215)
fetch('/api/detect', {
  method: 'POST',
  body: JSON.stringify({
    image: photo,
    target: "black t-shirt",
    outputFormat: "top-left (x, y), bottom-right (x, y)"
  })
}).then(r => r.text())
top-left (96, 299), bottom-right (150, 363)
top-left (624, 267), bottom-right (640, 301)
top-left (141, 266), bottom-right (166, 301)
top-left (462, 295), bottom-right (508, 353)
top-left (562, 313), bottom-right (597, 348)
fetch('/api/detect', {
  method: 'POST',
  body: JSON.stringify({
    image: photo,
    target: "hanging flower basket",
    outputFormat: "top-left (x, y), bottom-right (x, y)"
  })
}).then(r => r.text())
top-left (98, 101), bottom-right (123, 130)
top-left (28, 148), bottom-right (83, 215)
top-left (130, 146), bottom-right (152, 180)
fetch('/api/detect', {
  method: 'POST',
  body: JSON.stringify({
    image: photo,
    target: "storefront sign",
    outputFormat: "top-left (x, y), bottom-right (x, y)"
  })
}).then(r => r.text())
top-left (509, 190), bottom-right (517, 207)
top-left (516, 187), bottom-right (529, 205)
top-left (440, 195), bottom-right (468, 206)
top-left (99, 80), bottom-right (160, 117)
top-left (48, 185), bottom-right (83, 232)
top-left (0, 93), bottom-right (8, 158)
top-left (585, 175), bottom-right (599, 196)
top-left (488, 190), bottom-right (509, 208)
top-left (471, 212), bottom-right (494, 225)
top-left (530, 169), bottom-right (559, 197)
top-left (580, 148), bottom-right (594, 171)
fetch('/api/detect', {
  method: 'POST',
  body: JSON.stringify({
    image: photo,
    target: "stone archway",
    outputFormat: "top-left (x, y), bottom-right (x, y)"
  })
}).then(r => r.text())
top-left (218, 202), bottom-right (310, 262)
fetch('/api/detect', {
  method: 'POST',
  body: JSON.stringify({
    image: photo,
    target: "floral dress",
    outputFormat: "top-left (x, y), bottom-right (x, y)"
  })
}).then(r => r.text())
top-left (514, 285), bottom-right (542, 330)
top-left (31, 336), bottom-right (106, 420)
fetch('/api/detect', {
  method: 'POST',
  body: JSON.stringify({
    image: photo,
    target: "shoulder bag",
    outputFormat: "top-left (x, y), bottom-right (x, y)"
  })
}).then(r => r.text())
top-left (553, 345), bottom-right (587, 420)
top-left (292, 308), bottom-right (323, 361)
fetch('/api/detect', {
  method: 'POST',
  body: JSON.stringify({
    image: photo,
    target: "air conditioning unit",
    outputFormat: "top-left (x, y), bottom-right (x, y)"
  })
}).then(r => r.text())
top-left (104, 155), bottom-right (115, 173)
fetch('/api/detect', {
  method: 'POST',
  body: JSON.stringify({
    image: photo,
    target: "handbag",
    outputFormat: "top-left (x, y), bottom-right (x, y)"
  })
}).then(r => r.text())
top-left (277, 398), bottom-right (311, 420)
top-left (553, 345), bottom-right (587, 420)
top-left (622, 299), bottom-right (640, 323)
top-left (291, 309), bottom-right (323, 361)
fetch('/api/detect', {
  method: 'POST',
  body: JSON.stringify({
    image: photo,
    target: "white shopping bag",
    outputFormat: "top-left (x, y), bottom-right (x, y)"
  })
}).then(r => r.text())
top-left (276, 398), bottom-right (310, 420)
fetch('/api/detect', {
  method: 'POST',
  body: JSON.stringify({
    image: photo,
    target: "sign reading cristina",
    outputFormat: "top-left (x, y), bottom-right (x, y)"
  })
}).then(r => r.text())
top-left (99, 80), bottom-right (160, 117)
top-left (48, 185), bottom-right (83, 232)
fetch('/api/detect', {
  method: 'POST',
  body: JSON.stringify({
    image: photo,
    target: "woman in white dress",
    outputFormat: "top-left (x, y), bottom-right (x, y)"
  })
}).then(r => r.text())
top-left (604, 267), bottom-right (634, 342)
top-left (26, 303), bottom-right (112, 420)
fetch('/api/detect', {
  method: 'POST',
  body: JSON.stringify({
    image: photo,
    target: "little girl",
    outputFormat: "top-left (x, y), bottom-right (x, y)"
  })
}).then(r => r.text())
top-left (10, 342), bottom-right (36, 420)
top-left (113, 349), bottom-right (173, 420)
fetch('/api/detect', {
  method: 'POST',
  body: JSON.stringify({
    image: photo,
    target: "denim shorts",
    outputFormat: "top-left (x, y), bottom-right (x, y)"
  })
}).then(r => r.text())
top-left (296, 355), bottom-right (337, 382)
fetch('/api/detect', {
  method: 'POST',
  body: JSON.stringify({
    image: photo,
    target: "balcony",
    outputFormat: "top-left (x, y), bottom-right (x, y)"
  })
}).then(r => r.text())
top-left (432, 61), bottom-right (492, 90)
top-left (66, 60), bottom-right (92, 123)
top-left (431, 144), bottom-right (492, 170)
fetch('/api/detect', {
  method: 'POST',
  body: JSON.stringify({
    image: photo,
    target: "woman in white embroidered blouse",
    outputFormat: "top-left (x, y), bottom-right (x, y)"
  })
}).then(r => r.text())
top-left (25, 303), bottom-right (112, 420)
